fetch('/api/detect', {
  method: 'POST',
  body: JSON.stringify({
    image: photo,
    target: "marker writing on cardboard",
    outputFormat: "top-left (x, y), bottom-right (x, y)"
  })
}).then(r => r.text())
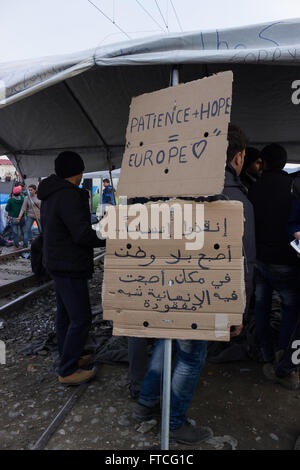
top-left (129, 97), bottom-right (231, 133)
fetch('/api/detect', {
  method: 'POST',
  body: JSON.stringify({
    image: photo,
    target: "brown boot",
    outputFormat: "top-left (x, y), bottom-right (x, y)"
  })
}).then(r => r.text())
top-left (58, 368), bottom-right (96, 385)
top-left (78, 354), bottom-right (93, 368)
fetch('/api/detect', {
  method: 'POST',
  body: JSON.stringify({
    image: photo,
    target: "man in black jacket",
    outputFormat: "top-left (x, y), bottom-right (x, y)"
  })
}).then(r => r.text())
top-left (248, 144), bottom-right (299, 368)
top-left (208, 125), bottom-right (256, 364)
top-left (223, 126), bottom-right (256, 329)
top-left (38, 151), bottom-right (105, 385)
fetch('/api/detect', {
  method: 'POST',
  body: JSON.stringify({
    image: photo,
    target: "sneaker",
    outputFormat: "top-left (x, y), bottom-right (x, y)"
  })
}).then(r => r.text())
top-left (58, 368), bottom-right (96, 385)
top-left (78, 354), bottom-right (93, 368)
top-left (169, 420), bottom-right (212, 446)
top-left (263, 363), bottom-right (300, 390)
top-left (133, 402), bottom-right (161, 422)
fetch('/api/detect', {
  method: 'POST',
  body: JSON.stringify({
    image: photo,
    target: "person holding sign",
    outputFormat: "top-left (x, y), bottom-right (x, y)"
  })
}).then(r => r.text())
top-left (223, 125), bottom-right (256, 332)
top-left (133, 125), bottom-right (251, 445)
top-left (208, 125), bottom-right (256, 363)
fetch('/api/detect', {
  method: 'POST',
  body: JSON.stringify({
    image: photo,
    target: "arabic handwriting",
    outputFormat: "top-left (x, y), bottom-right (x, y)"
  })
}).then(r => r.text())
top-left (211, 273), bottom-right (231, 288)
top-left (166, 249), bottom-right (192, 264)
top-left (213, 290), bottom-right (238, 302)
top-left (138, 254), bottom-right (156, 267)
top-left (114, 246), bottom-right (147, 259)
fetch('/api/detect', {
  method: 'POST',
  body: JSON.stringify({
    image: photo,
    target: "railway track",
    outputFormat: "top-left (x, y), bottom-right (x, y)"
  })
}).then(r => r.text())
top-left (0, 248), bottom-right (31, 264)
top-left (0, 250), bottom-right (106, 316)
top-left (32, 382), bottom-right (90, 450)
top-left (1, 249), bottom-right (106, 449)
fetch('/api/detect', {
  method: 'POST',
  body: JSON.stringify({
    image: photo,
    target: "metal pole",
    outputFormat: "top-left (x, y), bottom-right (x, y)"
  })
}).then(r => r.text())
top-left (160, 66), bottom-right (179, 451)
top-left (161, 338), bottom-right (172, 450)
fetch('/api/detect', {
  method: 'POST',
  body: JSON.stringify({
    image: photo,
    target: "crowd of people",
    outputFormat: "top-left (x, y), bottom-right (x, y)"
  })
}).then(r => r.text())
top-left (4, 128), bottom-right (299, 446)
top-left (4, 183), bottom-right (41, 250)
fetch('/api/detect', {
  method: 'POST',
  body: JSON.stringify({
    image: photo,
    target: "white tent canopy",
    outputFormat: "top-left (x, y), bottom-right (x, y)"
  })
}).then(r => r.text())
top-left (1, 18), bottom-right (300, 178)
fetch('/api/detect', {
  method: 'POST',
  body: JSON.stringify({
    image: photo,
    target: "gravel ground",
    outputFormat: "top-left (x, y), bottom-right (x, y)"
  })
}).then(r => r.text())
top-left (0, 261), bottom-right (299, 451)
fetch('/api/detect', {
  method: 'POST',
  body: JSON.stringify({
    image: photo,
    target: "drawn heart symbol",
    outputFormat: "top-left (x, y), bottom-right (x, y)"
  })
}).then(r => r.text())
top-left (192, 139), bottom-right (207, 159)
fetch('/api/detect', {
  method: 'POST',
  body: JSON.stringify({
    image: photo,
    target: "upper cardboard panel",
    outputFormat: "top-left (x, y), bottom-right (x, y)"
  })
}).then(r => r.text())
top-left (117, 71), bottom-right (233, 198)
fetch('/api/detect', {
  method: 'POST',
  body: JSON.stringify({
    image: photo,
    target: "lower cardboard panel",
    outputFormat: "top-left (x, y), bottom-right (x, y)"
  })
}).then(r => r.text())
top-left (104, 310), bottom-right (242, 341)
top-left (112, 326), bottom-right (230, 341)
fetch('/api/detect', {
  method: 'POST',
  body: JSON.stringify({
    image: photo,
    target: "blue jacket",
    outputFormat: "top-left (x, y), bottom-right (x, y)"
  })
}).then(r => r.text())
top-left (102, 185), bottom-right (115, 205)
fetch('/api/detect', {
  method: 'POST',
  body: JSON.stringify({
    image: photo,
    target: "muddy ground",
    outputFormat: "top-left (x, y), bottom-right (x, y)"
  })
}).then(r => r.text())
top-left (0, 261), bottom-right (299, 451)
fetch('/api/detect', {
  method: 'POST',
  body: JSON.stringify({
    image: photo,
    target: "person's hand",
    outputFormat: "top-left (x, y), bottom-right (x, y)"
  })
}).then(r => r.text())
top-left (16, 217), bottom-right (20, 222)
top-left (230, 325), bottom-right (243, 337)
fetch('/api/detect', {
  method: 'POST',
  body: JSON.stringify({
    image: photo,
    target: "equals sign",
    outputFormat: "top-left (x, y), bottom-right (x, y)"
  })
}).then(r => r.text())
top-left (168, 134), bottom-right (179, 143)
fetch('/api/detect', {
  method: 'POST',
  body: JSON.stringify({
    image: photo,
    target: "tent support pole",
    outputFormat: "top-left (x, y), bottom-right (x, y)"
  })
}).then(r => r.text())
top-left (106, 150), bottom-right (116, 204)
top-left (63, 82), bottom-right (117, 204)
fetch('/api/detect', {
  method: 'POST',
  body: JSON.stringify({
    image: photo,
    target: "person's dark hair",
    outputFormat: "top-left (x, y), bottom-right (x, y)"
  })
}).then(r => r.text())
top-left (103, 178), bottom-right (110, 184)
top-left (241, 147), bottom-right (261, 173)
top-left (260, 143), bottom-right (287, 170)
top-left (28, 184), bottom-right (36, 191)
top-left (227, 124), bottom-right (247, 163)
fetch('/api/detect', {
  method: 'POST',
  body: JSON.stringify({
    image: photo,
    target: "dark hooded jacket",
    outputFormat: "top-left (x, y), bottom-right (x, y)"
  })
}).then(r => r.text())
top-left (223, 163), bottom-right (256, 305)
top-left (248, 169), bottom-right (297, 265)
top-left (37, 174), bottom-right (105, 278)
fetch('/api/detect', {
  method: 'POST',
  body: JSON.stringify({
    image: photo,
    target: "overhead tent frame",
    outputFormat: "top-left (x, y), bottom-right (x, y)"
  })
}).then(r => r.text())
top-left (1, 18), bottom-right (300, 178)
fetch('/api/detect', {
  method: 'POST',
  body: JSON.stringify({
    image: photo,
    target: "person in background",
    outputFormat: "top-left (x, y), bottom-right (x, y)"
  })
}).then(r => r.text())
top-left (263, 174), bottom-right (300, 389)
top-left (20, 182), bottom-right (27, 197)
top-left (240, 147), bottom-right (263, 191)
top-left (17, 184), bottom-right (41, 247)
top-left (133, 124), bottom-right (250, 446)
top-left (102, 178), bottom-right (115, 207)
top-left (248, 144), bottom-right (300, 376)
top-left (5, 185), bottom-right (25, 249)
top-left (38, 151), bottom-right (105, 386)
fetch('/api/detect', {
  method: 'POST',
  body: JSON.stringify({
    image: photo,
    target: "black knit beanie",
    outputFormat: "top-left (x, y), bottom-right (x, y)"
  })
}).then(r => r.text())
top-left (55, 151), bottom-right (85, 178)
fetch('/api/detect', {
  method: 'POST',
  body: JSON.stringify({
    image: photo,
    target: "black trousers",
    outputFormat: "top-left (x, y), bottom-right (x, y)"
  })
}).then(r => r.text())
top-left (127, 337), bottom-right (149, 396)
top-left (53, 276), bottom-right (92, 377)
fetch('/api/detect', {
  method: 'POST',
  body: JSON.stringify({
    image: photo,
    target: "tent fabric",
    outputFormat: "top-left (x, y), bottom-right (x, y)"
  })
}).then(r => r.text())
top-left (1, 18), bottom-right (300, 178)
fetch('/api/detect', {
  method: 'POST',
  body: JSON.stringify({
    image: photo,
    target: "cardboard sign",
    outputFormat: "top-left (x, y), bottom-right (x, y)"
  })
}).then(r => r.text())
top-left (117, 71), bottom-right (233, 198)
top-left (103, 200), bottom-right (245, 341)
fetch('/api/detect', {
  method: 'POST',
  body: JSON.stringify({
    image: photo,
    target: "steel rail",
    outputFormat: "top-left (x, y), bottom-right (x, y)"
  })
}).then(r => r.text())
top-left (0, 273), bottom-right (50, 298)
top-left (32, 382), bottom-right (90, 450)
top-left (0, 251), bottom-right (106, 316)
top-left (0, 248), bottom-right (30, 264)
